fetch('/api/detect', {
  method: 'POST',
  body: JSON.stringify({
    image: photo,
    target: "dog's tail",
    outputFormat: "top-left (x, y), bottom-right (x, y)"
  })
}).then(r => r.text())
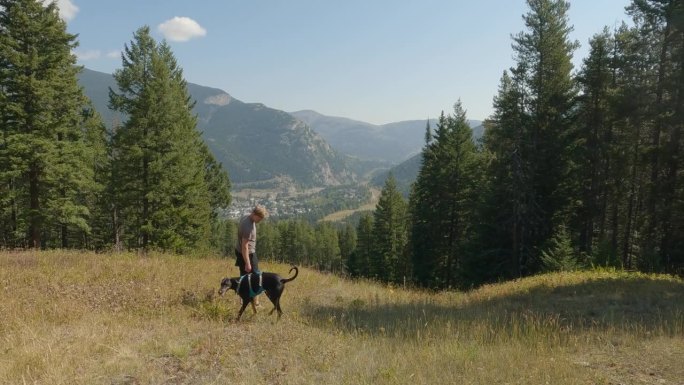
top-left (281, 266), bottom-right (298, 284)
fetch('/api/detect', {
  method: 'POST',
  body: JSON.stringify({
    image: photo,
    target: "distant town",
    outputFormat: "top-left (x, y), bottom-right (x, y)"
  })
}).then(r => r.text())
top-left (225, 185), bottom-right (372, 221)
top-left (226, 195), bottom-right (313, 219)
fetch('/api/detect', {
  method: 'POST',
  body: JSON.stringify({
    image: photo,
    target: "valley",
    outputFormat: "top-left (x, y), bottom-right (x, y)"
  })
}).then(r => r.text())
top-left (227, 183), bottom-right (374, 221)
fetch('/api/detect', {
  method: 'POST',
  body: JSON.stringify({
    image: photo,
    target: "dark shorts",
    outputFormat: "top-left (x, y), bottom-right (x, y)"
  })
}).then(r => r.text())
top-left (235, 250), bottom-right (259, 276)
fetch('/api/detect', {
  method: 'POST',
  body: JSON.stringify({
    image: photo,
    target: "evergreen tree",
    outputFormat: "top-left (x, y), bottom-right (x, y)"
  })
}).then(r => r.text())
top-left (580, 1), bottom-right (684, 272)
top-left (255, 220), bottom-right (279, 261)
top-left (78, 105), bottom-right (111, 249)
top-left (199, 142), bottom-right (231, 220)
top-left (349, 212), bottom-right (373, 277)
top-left (574, 29), bottom-right (616, 258)
top-left (540, 224), bottom-right (581, 272)
top-left (338, 222), bottom-right (357, 274)
top-left (478, 70), bottom-right (531, 282)
top-left (409, 102), bottom-right (482, 289)
top-left (278, 219), bottom-right (315, 266)
top-left (0, 0), bottom-right (101, 248)
top-left (626, 0), bottom-right (684, 272)
top-left (482, 0), bottom-right (579, 276)
top-left (210, 217), bottom-right (236, 258)
top-left (610, 24), bottom-right (653, 269)
top-left (573, 25), bottom-right (646, 269)
top-left (371, 173), bottom-right (408, 283)
top-left (408, 120), bottom-right (439, 288)
top-left (313, 222), bottom-right (341, 272)
top-left (109, 26), bottom-right (216, 253)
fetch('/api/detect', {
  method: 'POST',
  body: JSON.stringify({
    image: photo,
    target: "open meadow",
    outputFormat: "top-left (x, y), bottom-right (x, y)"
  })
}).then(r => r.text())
top-left (1, 250), bottom-right (683, 385)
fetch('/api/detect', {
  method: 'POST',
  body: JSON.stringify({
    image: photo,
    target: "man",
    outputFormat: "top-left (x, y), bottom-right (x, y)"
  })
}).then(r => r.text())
top-left (235, 205), bottom-right (267, 275)
top-left (235, 205), bottom-right (268, 304)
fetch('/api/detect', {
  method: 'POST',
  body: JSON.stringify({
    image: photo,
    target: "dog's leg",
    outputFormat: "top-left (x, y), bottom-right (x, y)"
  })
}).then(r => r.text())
top-left (266, 291), bottom-right (278, 315)
top-left (266, 291), bottom-right (283, 320)
top-left (269, 299), bottom-right (283, 319)
top-left (236, 298), bottom-right (250, 321)
top-left (276, 300), bottom-right (283, 320)
top-left (275, 287), bottom-right (284, 319)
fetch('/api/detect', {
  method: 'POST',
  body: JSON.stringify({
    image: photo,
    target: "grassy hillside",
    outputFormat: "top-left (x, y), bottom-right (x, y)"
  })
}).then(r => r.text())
top-left (1, 251), bottom-right (683, 384)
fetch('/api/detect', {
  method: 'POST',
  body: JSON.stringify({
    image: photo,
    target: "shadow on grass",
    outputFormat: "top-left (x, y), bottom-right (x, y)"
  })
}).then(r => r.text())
top-left (301, 275), bottom-right (684, 339)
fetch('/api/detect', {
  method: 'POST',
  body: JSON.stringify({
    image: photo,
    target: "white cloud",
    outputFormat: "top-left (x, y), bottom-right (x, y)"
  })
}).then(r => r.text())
top-left (43, 0), bottom-right (79, 21)
top-left (74, 49), bottom-right (120, 62)
top-left (75, 49), bottom-right (101, 61)
top-left (157, 17), bottom-right (207, 42)
top-left (57, 0), bottom-right (78, 20)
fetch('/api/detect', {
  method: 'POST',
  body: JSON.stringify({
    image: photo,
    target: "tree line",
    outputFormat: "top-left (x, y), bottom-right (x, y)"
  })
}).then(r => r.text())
top-left (2, 0), bottom-right (682, 290)
top-left (0, 1), bottom-right (230, 253)
top-left (257, 0), bottom-right (683, 289)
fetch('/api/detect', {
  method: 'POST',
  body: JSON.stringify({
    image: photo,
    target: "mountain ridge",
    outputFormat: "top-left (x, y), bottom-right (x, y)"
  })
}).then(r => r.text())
top-left (291, 110), bottom-right (483, 164)
top-left (78, 68), bottom-right (358, 187)
top-left (78, 67), bottom-right (485, 189)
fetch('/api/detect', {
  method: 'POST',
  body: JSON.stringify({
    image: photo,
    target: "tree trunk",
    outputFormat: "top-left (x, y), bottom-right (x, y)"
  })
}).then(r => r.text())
top-left (29, 164), bottom-right (41, 249)
top-left (61, 224), bottom-right (68, 248)
top-left (622, 121), bottom-right (642, 269)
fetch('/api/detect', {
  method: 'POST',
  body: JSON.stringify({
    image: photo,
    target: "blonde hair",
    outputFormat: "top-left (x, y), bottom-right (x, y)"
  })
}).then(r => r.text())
top-left (252, 205), bottom-right (268, 219)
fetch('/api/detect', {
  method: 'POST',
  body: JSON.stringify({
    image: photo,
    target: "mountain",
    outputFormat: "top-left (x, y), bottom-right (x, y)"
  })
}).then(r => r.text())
top-left (370, 120), bottom-right (486, 195)
top-left (78, 67), bottom-right (122, 126)
top-left (198, 100), bottom-right (355, 186)
top-left (291, 110), bottom-right (483, 165)
top-left (78, 68), bottom-right (357, 187)
top-left (371, 153), bottom-right (421, 197)
top-left (290, 110), bottom-right (430, 164)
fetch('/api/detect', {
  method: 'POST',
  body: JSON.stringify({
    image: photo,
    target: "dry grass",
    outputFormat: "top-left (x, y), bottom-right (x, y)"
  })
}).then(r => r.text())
top-left (1, 250), bottom-right (683, 385)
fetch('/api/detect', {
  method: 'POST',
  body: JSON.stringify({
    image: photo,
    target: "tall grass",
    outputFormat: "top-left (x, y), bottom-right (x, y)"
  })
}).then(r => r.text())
top-left (1, 250), bottom-right (682, 384)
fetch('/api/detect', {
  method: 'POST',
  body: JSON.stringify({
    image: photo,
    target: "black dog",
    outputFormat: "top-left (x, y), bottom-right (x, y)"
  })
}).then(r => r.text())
top-left (219, 266), bottom-right (298, 320)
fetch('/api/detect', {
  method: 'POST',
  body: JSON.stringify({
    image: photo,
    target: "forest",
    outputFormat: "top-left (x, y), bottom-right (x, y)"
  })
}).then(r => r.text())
top-left (1, 0), bottom-right (682, 289)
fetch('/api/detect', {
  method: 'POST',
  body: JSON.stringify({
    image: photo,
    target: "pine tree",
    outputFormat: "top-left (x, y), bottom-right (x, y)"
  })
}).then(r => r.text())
top-left (278, 219), bottom-right (315, 266)
top-left (478, 69), bottom-right (531, 281)
top-left (409, 102), bottom-right (482, 289)
top-left (540, 224), bottom-right (581, 272)
top-left (255, 221), bottom-right (279, 261)
top-left (371, 173), bottom-right (408, 283)
top-left (482, 0), bottom-right (579, 276)
top-left (338, 222), bottom-right (357, 274)
top-left (610, 24), bottom-right (653, 269)
top-left (78, 105), bottom-right (111, 249)
top-left (574, 29), bottom-right (616, 258)
top-left (0, 0), bottom-right (102, 248)
top-left (199, 143), bottom-right (231, 219)
top-left (210, 217), bottom-right (236, 258)
top-left (109, 26), bottom-right (215, 253)
top-left (626, 0), bottom-right (684, 272)
top-left (581, 1), bottom-right (684, 272)
top-left (409, 119), bottom-right (440, 288)
top-left (313, 222), bottom-right (341, 272)
top-left (350, 212), bottom-right (373, 278)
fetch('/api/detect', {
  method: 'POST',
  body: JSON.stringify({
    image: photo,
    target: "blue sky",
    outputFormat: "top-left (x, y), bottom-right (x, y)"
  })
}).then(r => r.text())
top-left (57, 0), bottom-right (632, 125)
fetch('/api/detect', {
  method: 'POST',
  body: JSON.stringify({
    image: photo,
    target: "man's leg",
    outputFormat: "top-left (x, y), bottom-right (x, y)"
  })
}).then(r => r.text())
top-left (249, 253), bottom-right (261, 306)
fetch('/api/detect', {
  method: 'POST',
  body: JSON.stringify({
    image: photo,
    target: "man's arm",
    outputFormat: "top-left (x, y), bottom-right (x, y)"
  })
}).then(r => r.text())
top-left (241, 238), bottom-right (251, 273)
